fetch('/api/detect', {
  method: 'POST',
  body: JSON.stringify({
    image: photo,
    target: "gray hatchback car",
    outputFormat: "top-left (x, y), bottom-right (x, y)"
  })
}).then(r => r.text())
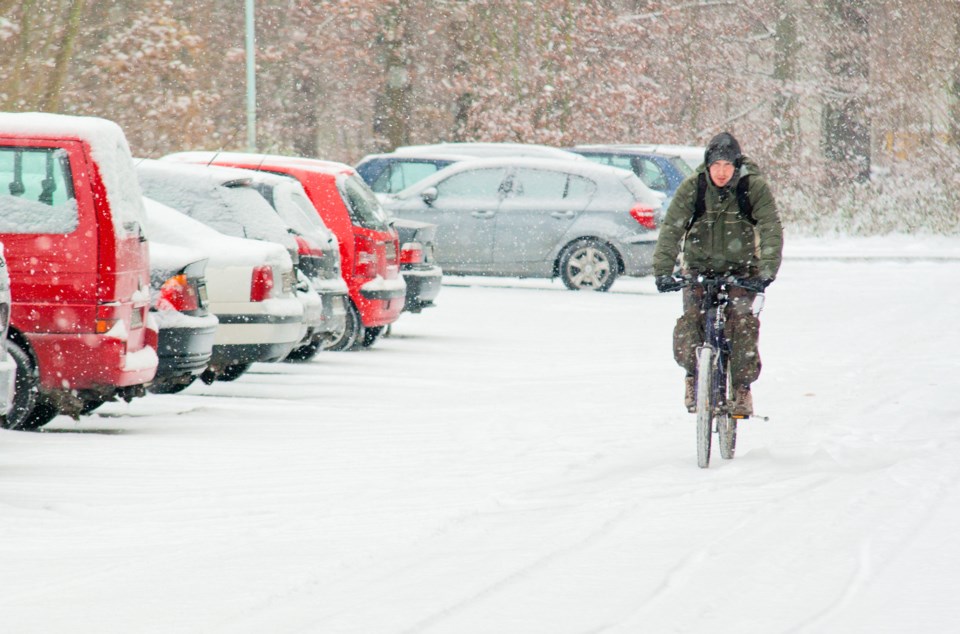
top-left (381, 157), bottom-right (665, 291)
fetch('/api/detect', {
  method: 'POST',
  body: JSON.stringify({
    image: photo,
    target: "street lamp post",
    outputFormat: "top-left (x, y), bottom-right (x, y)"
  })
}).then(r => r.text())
top-left (245, 0), bottom-right (256, 152)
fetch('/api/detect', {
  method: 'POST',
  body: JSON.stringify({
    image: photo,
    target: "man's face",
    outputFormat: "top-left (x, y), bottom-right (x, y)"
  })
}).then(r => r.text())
top-left (709, 160), bottom-right (735, 188)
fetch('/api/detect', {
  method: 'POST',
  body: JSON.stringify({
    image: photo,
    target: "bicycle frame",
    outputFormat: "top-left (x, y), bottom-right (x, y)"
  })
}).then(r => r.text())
top-left (698, 278), bottom-right (732, 421)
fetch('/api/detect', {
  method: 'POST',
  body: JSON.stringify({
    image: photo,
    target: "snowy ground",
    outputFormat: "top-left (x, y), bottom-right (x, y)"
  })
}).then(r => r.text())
top-left (1, 236), bottom-right (958, 634)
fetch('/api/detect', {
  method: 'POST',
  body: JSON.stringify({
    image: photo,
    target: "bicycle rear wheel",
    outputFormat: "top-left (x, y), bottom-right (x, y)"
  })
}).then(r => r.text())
top-left (718, 371), bottom-right (737, 459)
top-left (695, 347), bottom-right (715, 468)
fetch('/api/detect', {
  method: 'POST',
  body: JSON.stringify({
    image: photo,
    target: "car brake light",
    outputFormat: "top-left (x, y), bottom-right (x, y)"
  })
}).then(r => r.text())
top-left (354, 234), bottom-right (378, 278)
top-left (630, 205), bottom-right (657, 230)
top-left (250, 265), bottom-right (275, 302)
top-left (158, 274), bottom-right (200, 312)
top-left (295, 235), bottom-right (324, 258)
top-left (400, 242), bottom-right (424, 265)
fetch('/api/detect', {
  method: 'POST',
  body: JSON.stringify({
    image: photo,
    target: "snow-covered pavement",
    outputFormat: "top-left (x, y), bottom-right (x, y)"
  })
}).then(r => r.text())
top-left (1, 238), bottom-right (957, 633)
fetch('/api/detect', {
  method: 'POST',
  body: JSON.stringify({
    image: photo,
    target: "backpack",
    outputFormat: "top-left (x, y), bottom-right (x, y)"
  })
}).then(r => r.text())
top-left (685, 171), bottom-right (756, 231)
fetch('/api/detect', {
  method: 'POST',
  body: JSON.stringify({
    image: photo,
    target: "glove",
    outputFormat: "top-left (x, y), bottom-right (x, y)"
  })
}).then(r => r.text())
top-left (736, 277), bottom-right (772, 293)
top-left (655, 275), bottom-right (683, 293)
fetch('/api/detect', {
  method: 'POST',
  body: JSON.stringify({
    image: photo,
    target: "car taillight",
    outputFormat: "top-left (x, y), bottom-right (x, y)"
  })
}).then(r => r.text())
top-left (354, 234), bottom-right (378, 278)
top-left (630, 205), bottom-right (657, 230)
top-left (250, 265), bottom-right (275, 302)
top-left (158, 274), bottom-right (200, 312)
top-left (400, 241), bottom-right (424, 265)
top-left (295, 235), bottom-right (324, 258)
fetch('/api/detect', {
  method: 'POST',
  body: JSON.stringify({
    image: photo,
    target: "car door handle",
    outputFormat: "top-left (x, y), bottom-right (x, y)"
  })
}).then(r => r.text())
top-left (550, 211), bottom-right (575, 219)
top-left (471, 210), bottom-right (496, 219)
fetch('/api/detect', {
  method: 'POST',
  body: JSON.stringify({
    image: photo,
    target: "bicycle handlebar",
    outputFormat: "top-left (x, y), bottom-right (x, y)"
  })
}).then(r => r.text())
top-left (661, 274), bottom-right (767, 294)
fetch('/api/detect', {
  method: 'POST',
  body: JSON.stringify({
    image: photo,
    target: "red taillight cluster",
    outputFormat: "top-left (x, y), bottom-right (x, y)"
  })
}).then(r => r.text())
top-left (158, 274), bottom-right (200, 312)
top-left (354, 234), bottom-right (378, 278)
top-left (250, 265), bottom-right (275, 302)
top-left (630, 205), bottom-right (657, 230)
top-left (295, 235), bottom-right (324, 258)
top-left (400, 241), bottom-right (424, 265)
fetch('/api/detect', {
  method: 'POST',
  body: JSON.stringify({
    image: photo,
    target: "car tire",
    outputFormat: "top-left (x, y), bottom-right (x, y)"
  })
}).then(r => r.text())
top-left (558, 239), bottom-right (619, 292)
top-left (360, 326), bottom-right (383, 348)
top-left (323, 300), bottom-right (364, 352)
top-left (4, 338), bottom-right (58, 431)
top-left (148, 377), bottom-right (197, 395)
top-left (217, 363), bottom-right (251, 382)
top-left (285, 337), bottom-right (323, 362)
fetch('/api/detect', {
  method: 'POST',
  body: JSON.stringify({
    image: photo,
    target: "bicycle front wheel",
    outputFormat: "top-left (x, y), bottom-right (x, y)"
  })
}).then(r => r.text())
top-left (718, 371), bottom-right (737, 460)
top-left (695, 346), bottom-right (715, 468)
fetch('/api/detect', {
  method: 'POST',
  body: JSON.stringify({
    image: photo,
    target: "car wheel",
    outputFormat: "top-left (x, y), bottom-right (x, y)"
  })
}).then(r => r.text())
top-left (217, 363), bottom-right (251, 382)
top-left (285, 337), bottom-right (323, 362)
top-left (323, 300), bottom-right (364, 352)
top-left (4, 339), bottom-right (58, 431)
top-left (148, 377), bottom-right (197, 395)
top-left (558, 239), bottom-right (619, 292)
top-left (360, 326), bottom-right (383, 348)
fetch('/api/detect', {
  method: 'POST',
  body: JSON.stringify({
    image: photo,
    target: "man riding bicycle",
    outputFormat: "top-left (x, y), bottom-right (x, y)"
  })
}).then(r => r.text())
top-left (652, 132), bottom-right (783, 416)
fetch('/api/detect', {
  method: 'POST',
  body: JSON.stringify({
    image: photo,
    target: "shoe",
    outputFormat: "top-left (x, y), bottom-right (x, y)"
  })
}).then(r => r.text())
top-left (684, 376), bottom-right (696, 413)
top-left (731, 385), bottom-right (753, 417)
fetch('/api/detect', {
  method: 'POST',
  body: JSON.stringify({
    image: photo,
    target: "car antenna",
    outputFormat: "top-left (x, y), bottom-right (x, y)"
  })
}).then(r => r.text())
top-left (206, 150), bottom-right (221, 167)
top-left (254, 154), bottom-right (268, 172)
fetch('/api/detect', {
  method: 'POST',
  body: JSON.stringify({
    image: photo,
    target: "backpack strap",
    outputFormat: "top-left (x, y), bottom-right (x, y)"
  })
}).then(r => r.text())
top-left (686, 172), bottom-right (708, 231)
top-left (688, 172), bottom-right (756, 230)
top-left (735, 175), bottom-right (757, 226)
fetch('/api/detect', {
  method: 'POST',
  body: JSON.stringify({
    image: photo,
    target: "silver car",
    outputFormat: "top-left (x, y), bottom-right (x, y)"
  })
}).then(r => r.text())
top-left (382, 157), bottom-right (665, 291)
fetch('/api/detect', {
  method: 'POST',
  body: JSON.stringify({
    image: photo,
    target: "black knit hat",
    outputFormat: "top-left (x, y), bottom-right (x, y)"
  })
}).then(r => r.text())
top-left (704, 132), bottom-right (742, 168)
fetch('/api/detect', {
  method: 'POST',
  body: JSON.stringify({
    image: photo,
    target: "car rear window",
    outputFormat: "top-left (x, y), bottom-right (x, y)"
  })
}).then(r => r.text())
top-left (338, 175), bottom-right (390, 231)
top-left (670, 156), bottom-right (694, 177)
top-left (0, 147), bottom-right (78, 233)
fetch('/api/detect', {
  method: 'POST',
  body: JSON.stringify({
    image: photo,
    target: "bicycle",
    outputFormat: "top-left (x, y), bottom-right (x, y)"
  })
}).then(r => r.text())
top-left (666, 274), bottom-right (766, 468)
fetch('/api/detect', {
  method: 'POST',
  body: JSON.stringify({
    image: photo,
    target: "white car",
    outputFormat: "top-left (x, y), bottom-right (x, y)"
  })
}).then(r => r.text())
top-left (143, 198), bottom-right (304, 383)
top-left (137, 159), bottom-right (325, 362)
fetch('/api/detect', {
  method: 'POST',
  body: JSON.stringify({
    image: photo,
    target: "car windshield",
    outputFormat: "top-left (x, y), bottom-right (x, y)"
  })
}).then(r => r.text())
top-left (339, 174), bottom-right (390, 231)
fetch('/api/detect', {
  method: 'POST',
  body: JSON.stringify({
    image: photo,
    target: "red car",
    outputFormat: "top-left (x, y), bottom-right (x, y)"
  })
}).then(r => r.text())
top-left (0, 113), bottom-right (157, 429)
top-left (165, 153), bottom-right (405, 350)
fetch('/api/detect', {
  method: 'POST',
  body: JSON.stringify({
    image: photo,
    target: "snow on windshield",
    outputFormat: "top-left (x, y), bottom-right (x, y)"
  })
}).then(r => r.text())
top-left (137, 161), bottom-right (295, 249)
top-left (143, 196), bottom-right (291, 269)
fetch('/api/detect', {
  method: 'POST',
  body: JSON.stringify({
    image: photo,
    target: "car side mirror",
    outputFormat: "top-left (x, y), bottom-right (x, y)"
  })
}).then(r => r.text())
top-left (421, 187), bottom-right (438, 206)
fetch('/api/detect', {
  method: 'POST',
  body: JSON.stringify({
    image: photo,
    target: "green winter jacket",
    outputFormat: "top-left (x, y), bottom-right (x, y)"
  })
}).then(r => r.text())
top-left (652, 157), bottom-right (783, 281)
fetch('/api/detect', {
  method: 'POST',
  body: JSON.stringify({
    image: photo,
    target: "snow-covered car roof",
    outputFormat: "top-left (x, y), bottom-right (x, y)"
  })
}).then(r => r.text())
top-left (390, 156), bottom-right (665, 207)
top-left (143, 196), bottom-right (292, 269)
top-left (0, 112), bottom-right (147, 237)
top-left (162, 152), bottom-right (356, 177)
top-left (392, 142), bottom-right (586, 162)
top-left (137, 159), bottom-right (297, 251)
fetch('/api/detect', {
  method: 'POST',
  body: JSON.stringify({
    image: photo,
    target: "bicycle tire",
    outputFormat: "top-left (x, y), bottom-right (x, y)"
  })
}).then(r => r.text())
top-left (718, 371), bottom-right (737, 459)
top-left (695, 346), bottom-right (714, 468)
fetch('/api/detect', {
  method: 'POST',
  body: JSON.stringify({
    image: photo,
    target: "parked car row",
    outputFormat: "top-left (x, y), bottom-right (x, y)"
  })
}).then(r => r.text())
top-left (0, 112), bottom-right (443, 430)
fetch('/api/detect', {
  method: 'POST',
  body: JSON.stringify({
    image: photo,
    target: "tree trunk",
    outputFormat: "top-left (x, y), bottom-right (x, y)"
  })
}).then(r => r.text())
top-left (372, 1), bottom-right (412, 152)
top-left (40, 0), bottom-right (86, 113)
top-left (950, 5), bottom-right (960, 147)
top-left (772, 0), bottom-right (800, 167)
top-left (820, 0), bottom-right (871, 183)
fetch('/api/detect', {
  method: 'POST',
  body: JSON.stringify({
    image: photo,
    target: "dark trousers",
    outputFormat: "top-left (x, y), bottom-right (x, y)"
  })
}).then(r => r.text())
top-left (672, 284), bottom-right (761, 387)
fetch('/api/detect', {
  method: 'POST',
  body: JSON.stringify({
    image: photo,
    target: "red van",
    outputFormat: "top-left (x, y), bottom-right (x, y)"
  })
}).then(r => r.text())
top-left (165, 153), bottom-right (405, 350)
top-left (0, 113), bottom-right (157, 430)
